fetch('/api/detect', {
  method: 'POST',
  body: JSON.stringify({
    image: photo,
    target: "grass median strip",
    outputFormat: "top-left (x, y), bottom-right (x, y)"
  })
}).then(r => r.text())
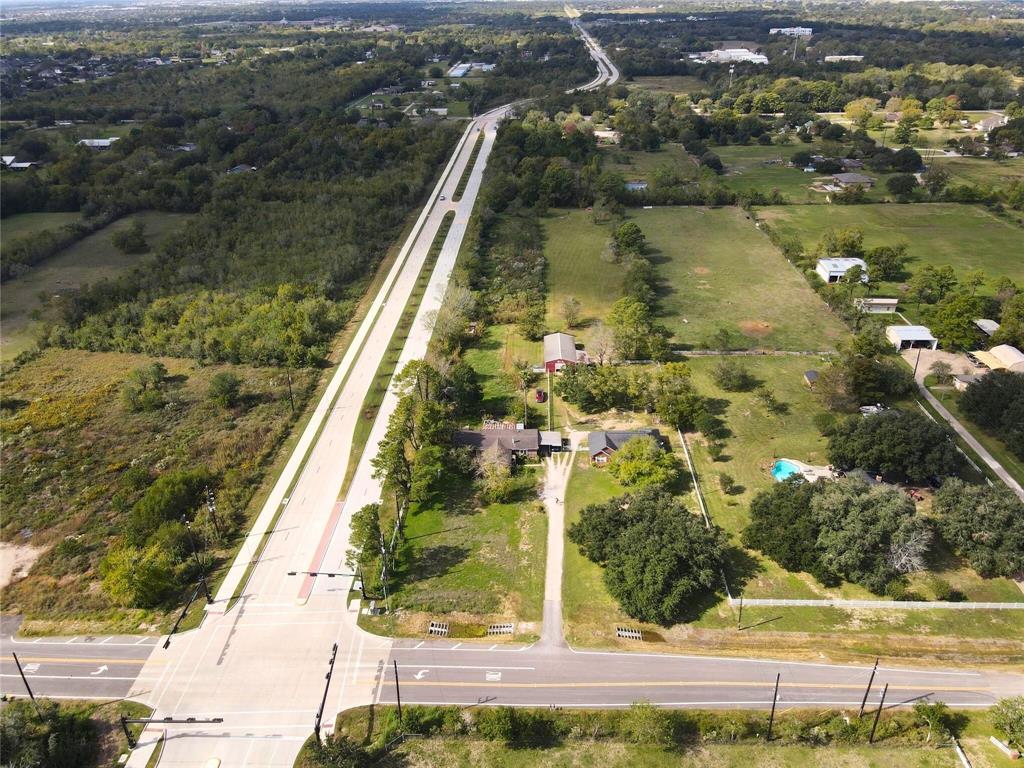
top-left (341, 210), bottom-right (457, 493)
top-left (451, 132), bottom-right (484, 202)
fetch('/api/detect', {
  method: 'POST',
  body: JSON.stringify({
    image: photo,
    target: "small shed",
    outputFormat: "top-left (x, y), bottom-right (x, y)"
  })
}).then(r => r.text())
top-left (543, 332), bottom-right (578, 373)
top-left (803, 370), bottom-right (820, 387)
top-left (816, 258), bottom-right (869, 284)
top-left (953, 374), bottom-right (983, 392)
top-left (974, 319), bottom-right (1000, 337)
top-left (885, 325), bottom-right (938, 351)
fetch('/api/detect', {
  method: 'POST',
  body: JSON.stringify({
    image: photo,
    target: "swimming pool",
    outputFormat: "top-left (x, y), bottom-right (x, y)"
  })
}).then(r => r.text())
top-left (771, 459), bottom-right (802, 482)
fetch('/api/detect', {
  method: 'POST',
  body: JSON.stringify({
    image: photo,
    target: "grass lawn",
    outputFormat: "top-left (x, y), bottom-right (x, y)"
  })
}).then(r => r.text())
top-left (361, 468), bottom-right (547, 638)
top-left (932, 155), bottom-right (1024, 190)
top-left (757, 203), bottom-right (1024, 296)
top-left (1, 211), bottom-right (82, 247)
top-left (1, 211), bottom-right (191, 362)
top-left (542, 210), bottom-right (622, 343)
top-left (598, 143), bottom-right (697, 185)
top-left (543, 207), bottom-right (847, 352)
top-left (927, 383), bottom-right (1024, 489)
top-left (627, 74), bottom-right (707, 96)
top-left (462, 324), bottom-right (545, 425)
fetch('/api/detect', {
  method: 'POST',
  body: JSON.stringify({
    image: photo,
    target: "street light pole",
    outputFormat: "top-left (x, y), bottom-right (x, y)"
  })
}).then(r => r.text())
top-left (313, 643), bottom-right (339, 744)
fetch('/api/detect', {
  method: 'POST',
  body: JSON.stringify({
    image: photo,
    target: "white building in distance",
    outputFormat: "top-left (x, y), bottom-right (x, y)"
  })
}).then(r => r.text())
top-left (770, 27), bottom-right (812, 36)
top-left (824, 55), bottom-right (864, 62)
top-left (690, 48), bottom-right (768, 65)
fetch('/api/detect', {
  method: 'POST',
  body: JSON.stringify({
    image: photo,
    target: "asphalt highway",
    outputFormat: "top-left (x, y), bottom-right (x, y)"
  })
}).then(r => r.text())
top-left (1, 617), bottom-right (160, 700)
top-left (378, 641), bottom-right (1019, 711)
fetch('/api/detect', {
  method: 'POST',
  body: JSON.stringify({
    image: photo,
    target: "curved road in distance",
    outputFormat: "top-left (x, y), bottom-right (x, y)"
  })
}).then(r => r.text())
top-left (567, 10), bottom-right (620, 92)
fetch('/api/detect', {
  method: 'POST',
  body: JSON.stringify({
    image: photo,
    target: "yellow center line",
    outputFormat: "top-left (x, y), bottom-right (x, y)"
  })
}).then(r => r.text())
top-left (389, 680), bottom-right (987, 693)
top-left (1, 655), bottom-right (162, 666)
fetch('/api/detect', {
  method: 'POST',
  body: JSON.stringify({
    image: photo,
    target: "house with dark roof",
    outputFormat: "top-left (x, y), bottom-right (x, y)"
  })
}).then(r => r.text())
top-left (453, 427), bottom-right (540, 464)
top-left (588, 429), bottom-right (664, 464)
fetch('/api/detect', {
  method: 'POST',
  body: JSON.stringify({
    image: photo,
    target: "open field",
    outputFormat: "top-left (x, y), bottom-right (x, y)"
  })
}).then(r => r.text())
top-left (639, 207), bottom-right (848, 350)
top-left (626, 74), bottom-right (707, 96)
top-left (361, 467), bottom-right (547, 639)
top-left (932, 155), bottom-right (1024, 190)
top-left (1, 348), bottom-right (315, 634)
top-left (1, 211), bottom-right (191, 362)
top-left (542, 209), bottom-right (622, 342)
top-left (757, 203), bottom-right (1024, 294)
top-left (926, 381), bottom-right (1024, 489)
top-left (1, 211), bottom-right (82, 246)
top-left (543, 207), bottom-right (847, 351)
top-left (598, 142), bottom-right (697, 185)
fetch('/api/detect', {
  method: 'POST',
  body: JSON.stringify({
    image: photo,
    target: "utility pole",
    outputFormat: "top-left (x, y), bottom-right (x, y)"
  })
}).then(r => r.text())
top-left (393, 660), bottom-right (403, 727)
top-left (313, 643), bottom-right (339, 744)
top-left (11, 652), bottom-right (41, 717)
top-left (286, 370), bottom-right (295, 413)
top-left (766, 673), bottom-right (780, 741)
top-left (728, 64), bottom-right (735, 89)
top-left (869, 683), bottom-right (889, 744)
top-left (858, 658), bottom-right (879, 718)
top-left (736, 595), bottom-right (743, 630)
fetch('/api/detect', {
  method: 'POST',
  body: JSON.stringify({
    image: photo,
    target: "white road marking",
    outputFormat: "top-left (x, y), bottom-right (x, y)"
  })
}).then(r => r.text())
top-left (485, 671), bottom-right (502, 682)
top-left (89, 665), bottom-right (109, 675)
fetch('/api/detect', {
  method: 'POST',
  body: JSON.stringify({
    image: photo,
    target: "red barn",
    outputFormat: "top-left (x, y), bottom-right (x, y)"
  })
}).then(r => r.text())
top-left (543, 332), bottom-right (578, 373)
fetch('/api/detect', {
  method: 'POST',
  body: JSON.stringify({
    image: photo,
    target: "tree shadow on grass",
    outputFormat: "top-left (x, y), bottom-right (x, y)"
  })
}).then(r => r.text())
top-left (402, 544), bottom-right (470, 583)
top-left (721, 545), bottom-right (763, 599)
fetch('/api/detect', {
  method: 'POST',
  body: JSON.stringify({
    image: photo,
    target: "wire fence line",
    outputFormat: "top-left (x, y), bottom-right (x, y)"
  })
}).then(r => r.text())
top-left (729, 597), bottom-right (1024, 611)
top-left (676, 431), bottom-right (1024, 613)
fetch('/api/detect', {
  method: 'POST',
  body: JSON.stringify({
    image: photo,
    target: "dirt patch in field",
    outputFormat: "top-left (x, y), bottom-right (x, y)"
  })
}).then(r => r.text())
top-left (693, 266), bottom-right (712, 275)
top-left (739, 320), bottom-right (773, 338)
top-left (0, 542), bottom-right (45, 589)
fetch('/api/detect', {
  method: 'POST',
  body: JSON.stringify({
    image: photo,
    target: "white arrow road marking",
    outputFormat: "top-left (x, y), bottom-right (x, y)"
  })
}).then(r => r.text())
top-left (90, 665), bottom-right (109, 676)
top-left (413, 670), bottom-right (429, 680)
top-left (485, 671), bottom-right (502, 682)
top-left (23, 663), bottom-right (40, 673)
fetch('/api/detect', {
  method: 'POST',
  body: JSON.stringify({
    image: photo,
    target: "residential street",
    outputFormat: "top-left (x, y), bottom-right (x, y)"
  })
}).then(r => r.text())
top-left (904, 348), bottom-right (1024, 500)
